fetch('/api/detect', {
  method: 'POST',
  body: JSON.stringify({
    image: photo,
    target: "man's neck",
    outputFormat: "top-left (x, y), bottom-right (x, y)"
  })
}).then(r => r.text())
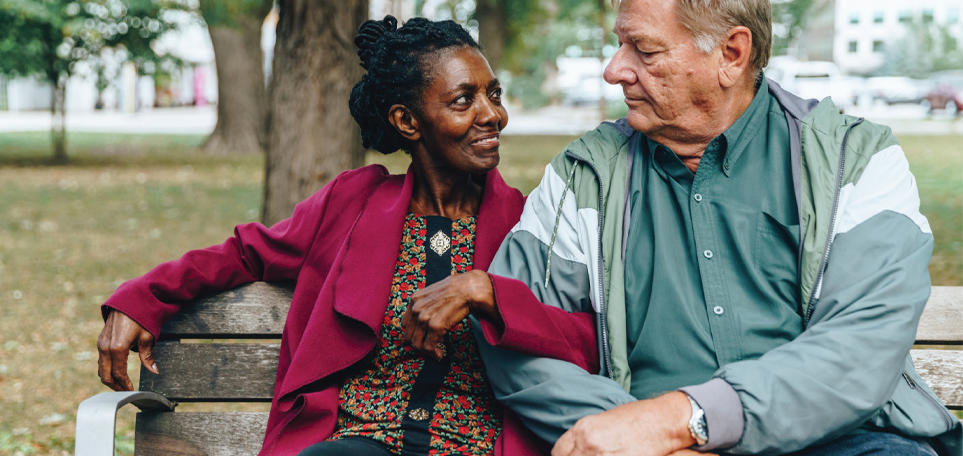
top-left (656, 79), bottom-right (758, 174)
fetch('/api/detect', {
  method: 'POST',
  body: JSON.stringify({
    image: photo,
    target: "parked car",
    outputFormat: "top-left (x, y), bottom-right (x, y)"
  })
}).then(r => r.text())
top-left (922, 71), bottom-right (963, 116)
top-left (562, 77), bottom-right (625, 107)
top-left (864, 77), bottom-right (929, 105)
top-left (768, 60), bottom-right (858, 112)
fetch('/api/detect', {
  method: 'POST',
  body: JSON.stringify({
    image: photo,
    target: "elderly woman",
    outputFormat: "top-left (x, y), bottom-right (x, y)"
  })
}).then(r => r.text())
top-left (96, 16), bottom-right (599, 456)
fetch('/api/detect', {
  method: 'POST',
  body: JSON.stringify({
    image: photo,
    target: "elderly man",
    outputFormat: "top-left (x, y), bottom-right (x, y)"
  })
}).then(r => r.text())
top-left (468, 0), bottom-right (963, 454)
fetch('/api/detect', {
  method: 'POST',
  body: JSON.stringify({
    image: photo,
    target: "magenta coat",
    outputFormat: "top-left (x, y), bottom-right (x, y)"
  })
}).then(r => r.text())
top-left (103, 165), bottom-right (599, 455)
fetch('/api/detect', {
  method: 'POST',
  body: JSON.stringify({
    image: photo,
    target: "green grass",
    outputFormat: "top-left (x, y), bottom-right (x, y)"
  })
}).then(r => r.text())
top-left (0, 132), bottom-right (960, 453)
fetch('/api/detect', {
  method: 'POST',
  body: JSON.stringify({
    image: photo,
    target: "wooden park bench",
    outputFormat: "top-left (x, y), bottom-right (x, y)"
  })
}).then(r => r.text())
top-left (75, 283), bottom-right (963, 455)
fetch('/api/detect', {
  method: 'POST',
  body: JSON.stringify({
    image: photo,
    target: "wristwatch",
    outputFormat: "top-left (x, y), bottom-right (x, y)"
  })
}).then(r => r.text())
top-left (686, 394), bottom-right (708, 446)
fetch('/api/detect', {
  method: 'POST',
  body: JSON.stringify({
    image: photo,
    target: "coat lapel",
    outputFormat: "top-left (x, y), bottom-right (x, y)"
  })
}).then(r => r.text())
top-left (474, 169), bottom-right (523, 271)
top-left (332, 167), bottom-right (415, 332)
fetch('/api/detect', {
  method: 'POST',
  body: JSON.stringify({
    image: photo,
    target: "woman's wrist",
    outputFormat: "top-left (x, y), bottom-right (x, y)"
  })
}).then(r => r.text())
top-left (466, 270), bottom-right (499, 322)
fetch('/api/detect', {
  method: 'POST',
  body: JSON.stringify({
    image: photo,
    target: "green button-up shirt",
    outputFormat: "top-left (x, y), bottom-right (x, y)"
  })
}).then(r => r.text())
top-left (624, 82), bottom-right (803, 400)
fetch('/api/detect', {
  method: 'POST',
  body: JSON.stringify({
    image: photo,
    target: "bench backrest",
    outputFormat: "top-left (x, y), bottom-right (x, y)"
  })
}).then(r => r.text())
top-left (135, 282), bottom-right (292, 455)
top-left (133, 283), bottom-right (963, 455)
top-left (911, 286), bottom-right (963, 410)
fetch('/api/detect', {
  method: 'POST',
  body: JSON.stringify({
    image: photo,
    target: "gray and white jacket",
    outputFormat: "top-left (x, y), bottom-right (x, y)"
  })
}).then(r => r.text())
top-left (472, 80), bottom-right (962, 455)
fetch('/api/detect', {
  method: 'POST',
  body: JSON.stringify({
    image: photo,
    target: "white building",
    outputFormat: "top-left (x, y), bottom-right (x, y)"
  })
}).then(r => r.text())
top-left (834, 0), bottom-right (963, 75)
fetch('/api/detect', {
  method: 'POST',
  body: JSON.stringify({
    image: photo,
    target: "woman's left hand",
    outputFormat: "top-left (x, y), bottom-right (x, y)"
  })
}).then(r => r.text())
top-left (402, 269), bottom-right (502, 360)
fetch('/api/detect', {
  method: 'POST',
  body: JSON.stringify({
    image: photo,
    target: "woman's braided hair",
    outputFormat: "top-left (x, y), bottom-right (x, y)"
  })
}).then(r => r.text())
top-left (349, 15), bottom-right (480, 154)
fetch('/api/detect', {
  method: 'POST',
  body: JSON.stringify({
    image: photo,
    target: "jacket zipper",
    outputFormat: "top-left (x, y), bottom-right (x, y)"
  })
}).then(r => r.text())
top-left (564, 150), bottom-right (614, 378)
top-left (805, 118), bottom-right (864, 325)
top-left (902, 370), bottom-right (954, 431)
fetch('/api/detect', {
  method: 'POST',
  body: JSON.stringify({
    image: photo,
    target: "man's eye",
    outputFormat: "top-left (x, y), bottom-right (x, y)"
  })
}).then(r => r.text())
top-left (454, 94), bottom-right (471, 105)
top-left (637, 48), bottom-right (654, 58)
top-left (490, 88), bottom-right (503, 100)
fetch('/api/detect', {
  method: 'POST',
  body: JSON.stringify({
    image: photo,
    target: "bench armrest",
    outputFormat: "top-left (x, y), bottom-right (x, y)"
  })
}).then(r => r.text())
top-left (75, 391), bottom-right (176, 456)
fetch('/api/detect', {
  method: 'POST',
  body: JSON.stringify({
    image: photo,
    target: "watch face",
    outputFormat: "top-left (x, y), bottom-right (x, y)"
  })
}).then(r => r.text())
top-left (694, 416), bottom-right (708, 442)
top-left (687, 396), bottom-right (708, 445)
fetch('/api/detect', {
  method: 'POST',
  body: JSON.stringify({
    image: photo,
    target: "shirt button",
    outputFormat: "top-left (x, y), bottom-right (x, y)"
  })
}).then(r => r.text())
top-left (693, 193), bottom-right (703, 202)
top-left (713, 306), bottom-right (725, 315)
top-left (724, 161), bottom-right (731, 170)
top-left (703, 250), bottom-right (713, 259)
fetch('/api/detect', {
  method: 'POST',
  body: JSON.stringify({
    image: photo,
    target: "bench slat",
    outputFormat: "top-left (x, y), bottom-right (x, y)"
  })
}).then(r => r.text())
top-left (912, 349), bottom-right (963, 409)
top-left (917, 287), bottom-right (963, 344)
top-left (139, 343), bottom-right (278, 401)
top-left (135, 412), bottom-right (268, 456)
top-left (160, 282), bottom-right (294, 340)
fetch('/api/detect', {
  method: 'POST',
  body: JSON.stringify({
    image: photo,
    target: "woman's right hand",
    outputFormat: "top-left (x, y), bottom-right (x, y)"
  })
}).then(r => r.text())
top-left (402, 269), bottom-right (502, 360)
top-left (97, 309), bottom-right (158, 391)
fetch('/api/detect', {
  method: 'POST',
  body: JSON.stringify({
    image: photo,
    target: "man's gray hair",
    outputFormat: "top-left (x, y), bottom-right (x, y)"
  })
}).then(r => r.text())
top-left (613, 0), bottom-right (772, 72)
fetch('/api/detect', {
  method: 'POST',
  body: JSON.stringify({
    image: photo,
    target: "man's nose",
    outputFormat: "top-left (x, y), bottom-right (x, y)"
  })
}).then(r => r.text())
top-left (603, 44), bottom-right (633, 86)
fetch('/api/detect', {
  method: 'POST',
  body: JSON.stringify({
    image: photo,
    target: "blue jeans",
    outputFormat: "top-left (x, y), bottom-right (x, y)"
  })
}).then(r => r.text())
top-left (781, 432), bottom-right (938, 456)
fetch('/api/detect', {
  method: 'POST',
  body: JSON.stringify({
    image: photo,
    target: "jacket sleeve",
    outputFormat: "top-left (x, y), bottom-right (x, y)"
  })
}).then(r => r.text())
top-left (475, 163), bottom-right (636, 443)
top-left (477, 274), bottom-right (600, 374)
top-left (700, 144), bottom-right (936, 454)
top-left (102, 170), bottom-right (348, 339)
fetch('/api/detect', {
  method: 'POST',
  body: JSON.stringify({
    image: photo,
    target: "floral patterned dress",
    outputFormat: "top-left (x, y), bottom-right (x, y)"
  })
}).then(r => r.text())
top-left (328, 213), bottom-right (502, 455)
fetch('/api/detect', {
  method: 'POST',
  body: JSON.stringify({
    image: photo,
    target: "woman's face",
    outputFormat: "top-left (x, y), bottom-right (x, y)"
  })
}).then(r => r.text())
top-left (413, 46), bottom-right (508, 174)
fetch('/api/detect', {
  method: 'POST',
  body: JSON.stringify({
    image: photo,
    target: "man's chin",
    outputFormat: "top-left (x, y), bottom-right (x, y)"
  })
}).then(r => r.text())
top-left (625, 110), bottom-right (658, 136)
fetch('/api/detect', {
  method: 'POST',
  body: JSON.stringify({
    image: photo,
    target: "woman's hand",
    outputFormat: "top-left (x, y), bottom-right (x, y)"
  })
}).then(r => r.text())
top-left (402, 269), bottom-right (502, 360)
top-left (97, 309), bottom-right (158, 391)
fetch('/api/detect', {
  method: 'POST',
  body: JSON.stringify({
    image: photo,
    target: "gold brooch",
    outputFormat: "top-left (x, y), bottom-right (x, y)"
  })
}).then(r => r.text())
top-left (429, 230), bottom-right (450, 256)
top-left (408, 407), bottom-right (430, 421)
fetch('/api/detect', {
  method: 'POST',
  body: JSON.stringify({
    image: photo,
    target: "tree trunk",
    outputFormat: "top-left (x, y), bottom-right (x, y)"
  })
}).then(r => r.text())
top-left (262, 0), bottom-right (369, 226)
top-left (51, 75), bottom-right (66, 163)
top-left (475, 0), bottom-right (506, 72)
top-left (205, 16), bottom-right (267, 155)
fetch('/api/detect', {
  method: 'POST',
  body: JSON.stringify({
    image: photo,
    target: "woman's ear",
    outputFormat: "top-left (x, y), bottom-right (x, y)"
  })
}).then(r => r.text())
top-left (388, 104), bottom-right (422, 142)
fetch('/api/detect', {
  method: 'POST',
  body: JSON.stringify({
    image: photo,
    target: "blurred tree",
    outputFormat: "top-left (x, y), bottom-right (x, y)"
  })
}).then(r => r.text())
top-left (198, 0), bottom-right (272, 155)
top-left (261, 0), bottom-right (368, 225)
top-left (876, 20), bottom-right (963, 78)
top-left (771, 0), bottom-right (815, 57)
top-left (475, 0), bottom-right (506, 70)
top-left (490, 0), bottom-right (614, 109)
top-left (0, 0), bottom-right (179, 161)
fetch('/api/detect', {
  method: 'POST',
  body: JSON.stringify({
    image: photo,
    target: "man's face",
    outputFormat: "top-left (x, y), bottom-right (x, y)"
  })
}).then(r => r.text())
top-left (604, 0), bottom-right (723, 144)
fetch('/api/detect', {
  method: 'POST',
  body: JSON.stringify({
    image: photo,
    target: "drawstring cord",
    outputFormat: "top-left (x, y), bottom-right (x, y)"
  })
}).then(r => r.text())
top-left (545, 162), bottom-right (579, 288)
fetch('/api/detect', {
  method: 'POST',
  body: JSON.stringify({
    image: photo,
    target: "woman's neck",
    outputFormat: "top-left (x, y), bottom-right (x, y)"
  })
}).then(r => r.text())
top-left (408, 156), bottom-right (482, 220)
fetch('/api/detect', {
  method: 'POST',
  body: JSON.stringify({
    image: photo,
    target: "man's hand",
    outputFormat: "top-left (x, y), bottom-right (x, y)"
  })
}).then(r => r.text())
top-left (402, 269), bottom-right (502, 360)
top-left (552, 391), bottom-right (695, 456)
top-left (97, 309), bottom-right (158, 391)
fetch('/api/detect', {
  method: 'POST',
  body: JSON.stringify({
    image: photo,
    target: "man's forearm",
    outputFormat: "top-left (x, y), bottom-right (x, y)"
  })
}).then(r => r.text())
top-left (471, 316), bottom-right (634, 443)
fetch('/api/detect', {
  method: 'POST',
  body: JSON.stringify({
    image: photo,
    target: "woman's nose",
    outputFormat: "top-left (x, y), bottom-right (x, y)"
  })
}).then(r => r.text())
top-left (476, 96), bottom-right (501, 126)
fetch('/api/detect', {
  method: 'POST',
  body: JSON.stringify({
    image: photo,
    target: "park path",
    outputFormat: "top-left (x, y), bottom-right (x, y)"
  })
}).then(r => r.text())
top-left (0, 104), bottom-right (960, 136)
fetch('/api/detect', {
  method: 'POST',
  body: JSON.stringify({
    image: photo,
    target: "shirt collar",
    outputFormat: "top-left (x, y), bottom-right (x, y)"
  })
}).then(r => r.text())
top-left (718, 80), bottom-right (771, 177)
top-left (644, 81), bottom-right (772, 179)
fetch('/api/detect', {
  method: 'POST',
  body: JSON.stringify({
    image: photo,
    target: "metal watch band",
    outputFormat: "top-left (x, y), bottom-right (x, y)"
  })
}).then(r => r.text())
top-left (686, 394), bottom-right (708, 446)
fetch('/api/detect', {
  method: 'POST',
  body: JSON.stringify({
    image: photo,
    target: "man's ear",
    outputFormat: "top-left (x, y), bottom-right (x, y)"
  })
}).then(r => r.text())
top-left (719, 26), bottom-right (752, 89)
top-left (388, 104), bottom-right (422, 142)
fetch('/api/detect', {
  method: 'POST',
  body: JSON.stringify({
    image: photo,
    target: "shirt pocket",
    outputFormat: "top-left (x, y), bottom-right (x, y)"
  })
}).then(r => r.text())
top-left (752, 211), bottom-right (799, 305)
